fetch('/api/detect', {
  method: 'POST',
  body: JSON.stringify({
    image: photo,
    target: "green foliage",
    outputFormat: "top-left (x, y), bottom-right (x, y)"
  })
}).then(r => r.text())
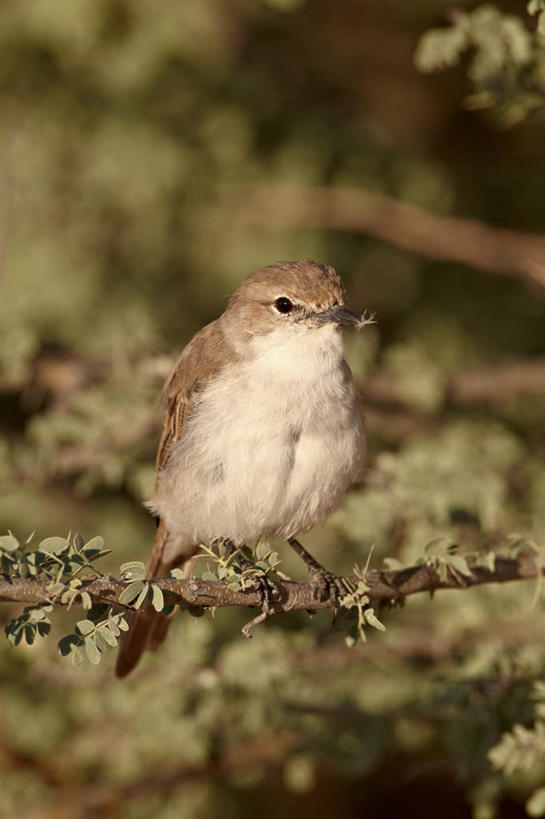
top-left (58, 610), bottom-right (129, 668)
top-left (420, 537), bottom-right (473, 583)
top-left (0, 531), bottom-right (109, 583)
top-left (196, 539), bottom-right (285, 591)
top-left (416, 4), bottom-right (545, 123)
top-left (118, 559), bottom-right (165, 612)
top-left (489, 682), bottom-right (545, 816)
top-left (0, 532), bottom-right (136, 666)
top-left (529, 0), bottom-right (545, 36)
top-left (0, 0), bottom-right (544, 816)
top-left (5, 604), bottom-right (52, 647)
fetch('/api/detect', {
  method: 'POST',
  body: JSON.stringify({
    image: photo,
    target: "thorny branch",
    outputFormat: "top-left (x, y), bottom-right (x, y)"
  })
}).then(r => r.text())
top-left (0, 551), bottom-right (540, 611)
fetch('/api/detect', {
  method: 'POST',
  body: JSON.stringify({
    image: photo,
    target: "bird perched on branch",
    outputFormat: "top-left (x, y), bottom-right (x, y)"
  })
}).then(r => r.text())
top-left (116, 260), bottom-right (368, 677)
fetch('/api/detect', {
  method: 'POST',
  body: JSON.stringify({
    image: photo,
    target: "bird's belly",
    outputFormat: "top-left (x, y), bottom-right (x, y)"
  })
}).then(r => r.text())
top-left (272, 423), bottom-right (364, 536)
top-left (155, 361), bottom-right (364, 549)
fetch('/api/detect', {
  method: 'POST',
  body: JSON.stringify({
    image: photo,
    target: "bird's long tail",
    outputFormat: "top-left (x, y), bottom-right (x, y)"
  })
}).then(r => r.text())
top-left (115, 521), bottom-right (192, 679)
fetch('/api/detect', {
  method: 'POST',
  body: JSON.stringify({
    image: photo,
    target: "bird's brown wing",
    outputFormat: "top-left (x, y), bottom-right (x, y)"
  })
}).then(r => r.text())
top-left (155, 317), bottom-right (238, 474)
top-left (116, 318), bottom-right (237, 678)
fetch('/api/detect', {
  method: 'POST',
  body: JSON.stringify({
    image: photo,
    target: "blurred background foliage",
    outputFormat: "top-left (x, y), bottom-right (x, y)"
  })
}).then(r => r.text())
top-left (1, 0), bottom-right (545, 817)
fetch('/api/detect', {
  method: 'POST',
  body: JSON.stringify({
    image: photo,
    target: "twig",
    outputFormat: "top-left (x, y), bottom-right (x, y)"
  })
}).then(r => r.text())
top-left (0, 552), bottom-right (540, 611)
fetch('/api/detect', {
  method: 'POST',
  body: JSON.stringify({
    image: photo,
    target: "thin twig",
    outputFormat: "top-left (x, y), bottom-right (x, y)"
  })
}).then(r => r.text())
top-left (0, 552), bottom-right (540, 611)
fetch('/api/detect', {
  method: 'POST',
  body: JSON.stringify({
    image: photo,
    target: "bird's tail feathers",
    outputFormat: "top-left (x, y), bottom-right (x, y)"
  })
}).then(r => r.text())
top-left (115, 521), bottom-right (194, 678)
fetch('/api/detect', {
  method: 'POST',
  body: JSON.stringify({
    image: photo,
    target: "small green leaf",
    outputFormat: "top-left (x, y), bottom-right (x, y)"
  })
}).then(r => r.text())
top-left (74, 533), bottom-right (85, 550)
top-left (80, 592), bottom-right (92, 610)
top-left (150, 584), bottom-right (164, 612)
top-left (120, 561), bottom-right (147, 581)
top-left (256, 542), bottom-right (269, 560)
top-left (99, 625), bottom-right (117, 647)
top-left (108, 619), bottom-right (121, 638)
top-left (76, 619), bottom-right (95, 636)
top-left (0, 534), bottom-right (20, 552)
top-left (119, 581), bottom-right (145, 605)
top-left (84, 535), bottom-right (105, 551)
top-left (202, 571), bottom-right (217, 581)
top-left (424, 538), bottom-right (452, 557)
top-left (169, 568), bottom-right (184, 579)
top-left (134, 583), bottom-right (149, 609)
top-left (39, 537), bottom-right (69, 553)
top-left (24, 624), bottom-right (36, 645)
top-left (58, 635), bottom-right (75, 656)
top-left (364, 608), bottom-right (386, 632)
top-left (8, 629), bottom-right (23, 647)
top-left (527, 787), bottom-right (545, 817)
top-left (448, 555), bottom-right (472, 577)
top-left (36, 621), bottom-right (51, 637)
top-left (72, 646), bottom-right (85, 668)
top-left (84, 637), bottom-right (101, 665)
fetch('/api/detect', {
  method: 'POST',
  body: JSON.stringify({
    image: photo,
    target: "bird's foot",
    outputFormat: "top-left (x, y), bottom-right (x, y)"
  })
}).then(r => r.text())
top-left (240, 572), bottom-right (282, 637)
top-left (308, 566), bottom-right (348, 623)
top-left (221, 541), bottom-right (281, 637)
top-left (287, 537), bottom-right (347, 622)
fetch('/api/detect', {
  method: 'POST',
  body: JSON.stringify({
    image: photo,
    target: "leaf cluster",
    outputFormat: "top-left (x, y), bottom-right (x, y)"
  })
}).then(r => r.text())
top-left (58, 610), bottom-right (129, 668)
top-left (415, 3), bottom-right (545, 123)
top-left (119, 560), bottom-right (165, 612)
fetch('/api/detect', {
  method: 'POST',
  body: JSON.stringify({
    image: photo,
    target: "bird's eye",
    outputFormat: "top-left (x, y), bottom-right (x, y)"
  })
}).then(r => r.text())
top-left (274, 297), bottom-right (293, 315)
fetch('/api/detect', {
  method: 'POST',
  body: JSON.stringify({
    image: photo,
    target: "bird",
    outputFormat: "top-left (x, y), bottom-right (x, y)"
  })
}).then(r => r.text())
top-left (115, 260), bottom-right (367, 677)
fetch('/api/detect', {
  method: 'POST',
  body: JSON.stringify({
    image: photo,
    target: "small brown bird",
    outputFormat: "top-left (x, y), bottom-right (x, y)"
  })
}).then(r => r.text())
top-left (116, 260), bottom-right (367, 677)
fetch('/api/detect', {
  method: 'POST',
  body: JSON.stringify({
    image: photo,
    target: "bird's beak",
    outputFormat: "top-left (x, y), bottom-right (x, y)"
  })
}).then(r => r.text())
top-left (315, 305), bottom-right (362, 328)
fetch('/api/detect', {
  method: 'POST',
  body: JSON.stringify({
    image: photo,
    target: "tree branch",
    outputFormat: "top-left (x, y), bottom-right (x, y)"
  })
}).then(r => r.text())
top-left (224, 184), bottom-right (545, 289)
top-left (0, 552), bottom-right (540, 611)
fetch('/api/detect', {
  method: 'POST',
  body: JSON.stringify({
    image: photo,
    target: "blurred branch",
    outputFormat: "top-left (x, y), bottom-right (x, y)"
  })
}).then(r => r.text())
top-left (363, 357), bottom-right (545, 409)
top-left (0, 551), bottom-right (540, 610)
top-left (226, 184), bottom-right (545, 290)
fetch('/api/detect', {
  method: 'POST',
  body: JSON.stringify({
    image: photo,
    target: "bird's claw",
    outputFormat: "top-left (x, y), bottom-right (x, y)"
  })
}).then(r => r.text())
top-left (241, 571), bottom-right (281, 638)
top-left (309, 568), bottom-right (347, 623)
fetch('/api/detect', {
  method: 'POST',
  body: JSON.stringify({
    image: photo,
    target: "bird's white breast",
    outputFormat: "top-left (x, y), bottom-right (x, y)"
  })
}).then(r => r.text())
top-left (156, 324), bottom-right (365, 557)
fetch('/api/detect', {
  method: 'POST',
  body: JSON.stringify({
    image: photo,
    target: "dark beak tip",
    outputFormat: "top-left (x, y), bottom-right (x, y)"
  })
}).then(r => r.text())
top-left (331, 306), bottom-right (361, 327)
